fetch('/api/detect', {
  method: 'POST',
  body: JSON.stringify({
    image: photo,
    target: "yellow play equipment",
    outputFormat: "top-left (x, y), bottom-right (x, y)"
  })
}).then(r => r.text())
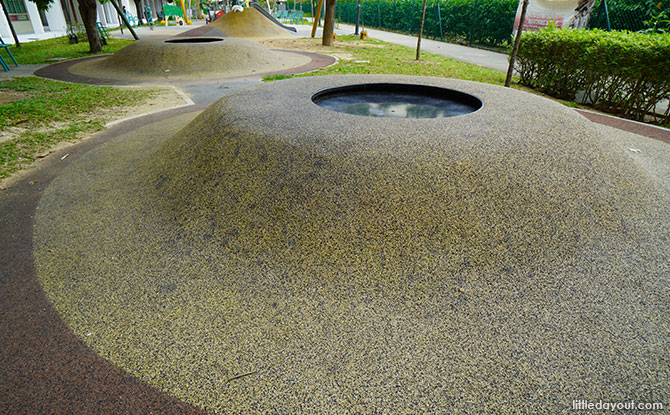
top-left (178, 0), bottom-right (192, 24)
top-left (161, 0), bottom-right (192, 25)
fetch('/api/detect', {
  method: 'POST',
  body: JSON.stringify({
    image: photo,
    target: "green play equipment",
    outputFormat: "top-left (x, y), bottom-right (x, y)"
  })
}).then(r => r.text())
top-left (162, 0), bottom-right (192, 25)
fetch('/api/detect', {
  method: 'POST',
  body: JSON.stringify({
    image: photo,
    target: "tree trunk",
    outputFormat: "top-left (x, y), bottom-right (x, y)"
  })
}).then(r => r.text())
top-left (78, 0), bottom-right (102, 53)
top-left (134, 0), bottom-right (144, 24)
top-left (322, 0), bottom-right (336, 46)
top-left (310, 0), bottom-right (323, 37)
top-left (505, 0), bottom-right (529, 87)
top-left (415, 0), bottom-right (427, 60)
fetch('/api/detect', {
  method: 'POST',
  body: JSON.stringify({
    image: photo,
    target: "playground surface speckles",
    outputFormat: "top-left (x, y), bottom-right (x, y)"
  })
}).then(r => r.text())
top-left (209, 6), bottom-right (298, 39)
top-left (68, 37), bottom-right (311, 81)
top-left (33, 76), bottom-right (670, 413)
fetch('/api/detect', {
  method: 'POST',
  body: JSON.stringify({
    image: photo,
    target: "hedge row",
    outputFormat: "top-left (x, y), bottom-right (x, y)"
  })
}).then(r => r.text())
top-left (290, 0), bottom-right (666, 45)
top-left (516, 27), bottom-right (670, 123)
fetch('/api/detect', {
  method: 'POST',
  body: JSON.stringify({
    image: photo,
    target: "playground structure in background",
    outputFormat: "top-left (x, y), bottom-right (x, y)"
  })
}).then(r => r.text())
top-left (160, 0), bottom-right (193, 25)
top-left (196, 4), bottom-right (297, 37)
top-left (199, 0), bottom-right (285, 24)
top-left (200, 0), bottom-right (233, 22)
top-left (47, 2), bottom-right (311, 80)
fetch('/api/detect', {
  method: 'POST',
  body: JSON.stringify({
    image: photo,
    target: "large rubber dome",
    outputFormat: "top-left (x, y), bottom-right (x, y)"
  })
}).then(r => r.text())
top-left (210, 7), bottom-right (296, 39)
top-left (68, 37), bottom-right (309, 80)
top-left (34, 76), bottom-right (670, 413)
top-left (148, 75), bottom-right (664, 273)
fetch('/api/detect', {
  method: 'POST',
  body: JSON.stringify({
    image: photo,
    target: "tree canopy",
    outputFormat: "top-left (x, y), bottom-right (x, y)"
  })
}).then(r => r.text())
top-left (29, 0), bottom-right (53, 11)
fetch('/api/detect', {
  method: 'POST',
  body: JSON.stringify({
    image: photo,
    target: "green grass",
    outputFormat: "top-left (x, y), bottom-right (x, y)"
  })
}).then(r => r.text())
top-left (0, 77), bottom-right (156, 179)
top-left (264, 35), bottom-right (508, 85)
top-left (561, 100), bottom-right (580, 108)
top-left (6, 36), bottom-right (134, 64)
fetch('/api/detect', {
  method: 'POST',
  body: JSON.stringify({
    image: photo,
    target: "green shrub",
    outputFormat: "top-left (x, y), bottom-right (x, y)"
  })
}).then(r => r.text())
top-left (516, 27), bottom-right (670, 123)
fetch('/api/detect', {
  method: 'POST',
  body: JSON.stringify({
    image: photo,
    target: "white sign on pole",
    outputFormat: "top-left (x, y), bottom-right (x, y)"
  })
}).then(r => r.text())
top-left (512, 0), bottom-right (597, 35)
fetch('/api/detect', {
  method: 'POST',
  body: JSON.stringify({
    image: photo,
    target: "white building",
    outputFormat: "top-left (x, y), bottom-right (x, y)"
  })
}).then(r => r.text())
top-left (0, 0), bottom-right (68, 42)
top-left (0, 0), bottom-right (158, 44)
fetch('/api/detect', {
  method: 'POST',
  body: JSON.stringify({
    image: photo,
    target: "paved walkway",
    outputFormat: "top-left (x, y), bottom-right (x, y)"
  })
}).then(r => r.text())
top-left (0, 63), bottom-right (48, 79)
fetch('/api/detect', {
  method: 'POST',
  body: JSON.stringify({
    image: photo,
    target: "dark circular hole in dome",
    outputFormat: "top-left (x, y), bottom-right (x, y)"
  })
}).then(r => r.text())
top-left (312, 83), bottom-right (483, 118)
top-left (164, 37), bottom-right (224, 44)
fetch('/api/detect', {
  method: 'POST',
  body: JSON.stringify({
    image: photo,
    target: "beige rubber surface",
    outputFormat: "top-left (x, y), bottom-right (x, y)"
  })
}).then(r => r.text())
top-left (33, 76), bottom-right (670, 414)
top-left (68, 37), bottom-right (310, 81)
top-left (210, 7), bottom-right (296, 39)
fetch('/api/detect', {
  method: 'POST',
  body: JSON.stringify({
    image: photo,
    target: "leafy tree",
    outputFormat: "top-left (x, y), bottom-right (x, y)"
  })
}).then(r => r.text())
top-left (29, 0), bottom-right (52, 9)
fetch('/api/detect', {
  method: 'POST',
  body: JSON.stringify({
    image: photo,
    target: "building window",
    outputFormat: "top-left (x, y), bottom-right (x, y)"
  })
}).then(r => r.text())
top-left (5, 0), bottom-right (27, 14)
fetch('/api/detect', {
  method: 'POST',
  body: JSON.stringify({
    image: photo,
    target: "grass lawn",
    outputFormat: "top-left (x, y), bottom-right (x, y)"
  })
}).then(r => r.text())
top-left (263, 35), bottom-right (508, 85)
top-left (6, 36), bottom-right (135, 65)
top-left (0, 77), bottom-right (156, 179)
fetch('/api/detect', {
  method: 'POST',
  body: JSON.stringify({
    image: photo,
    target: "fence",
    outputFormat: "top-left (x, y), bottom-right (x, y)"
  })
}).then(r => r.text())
top-left (287, 0), bottom-right (668, 48)
top-left (590, 0), bottom-right (669, 32)
top-left (292, 0), bottom-right (517, 46)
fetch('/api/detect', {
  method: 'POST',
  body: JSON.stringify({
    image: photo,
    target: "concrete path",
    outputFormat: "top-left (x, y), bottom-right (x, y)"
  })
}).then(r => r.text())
top-left (0, 63), bottom-right (48, 80)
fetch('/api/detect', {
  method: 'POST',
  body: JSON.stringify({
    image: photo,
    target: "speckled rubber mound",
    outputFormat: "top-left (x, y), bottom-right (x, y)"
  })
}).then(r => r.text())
top-left (68, 37), bottom-right (309, 80)
top-left (34, 76), bottom-right (670, 413)
top-left (210, 7), bottom-right (296, 39)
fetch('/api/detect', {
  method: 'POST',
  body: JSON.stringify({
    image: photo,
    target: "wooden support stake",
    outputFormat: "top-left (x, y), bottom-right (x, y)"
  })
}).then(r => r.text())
top-left (311, 0), bottom-right (324, 37)
top-left (505, 0), bottom-right (528, 87)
